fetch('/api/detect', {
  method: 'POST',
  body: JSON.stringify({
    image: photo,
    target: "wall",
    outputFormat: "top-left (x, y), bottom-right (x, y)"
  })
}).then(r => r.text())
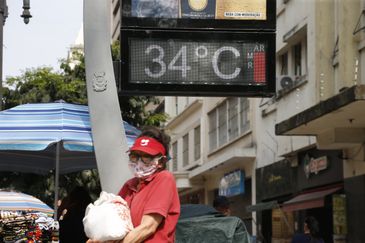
top-left (344, 175), bottom-right (365, 243)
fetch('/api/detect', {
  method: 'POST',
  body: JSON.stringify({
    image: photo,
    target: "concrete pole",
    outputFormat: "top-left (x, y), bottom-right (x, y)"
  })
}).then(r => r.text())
top-left (84, 0), bottom-right (132, 194)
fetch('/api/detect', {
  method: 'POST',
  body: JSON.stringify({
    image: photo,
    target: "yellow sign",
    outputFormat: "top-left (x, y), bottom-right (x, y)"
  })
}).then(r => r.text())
top-left (332, 194), bottom-right (347, 235)
top-left (188, 0), bottom-right (208, 11)
top-left (216, 0), bottom-right (267, 20)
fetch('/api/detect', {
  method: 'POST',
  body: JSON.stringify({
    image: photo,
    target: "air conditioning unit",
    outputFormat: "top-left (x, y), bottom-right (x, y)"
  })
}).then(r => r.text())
top-left (276, 75), bottom-right (295, 90)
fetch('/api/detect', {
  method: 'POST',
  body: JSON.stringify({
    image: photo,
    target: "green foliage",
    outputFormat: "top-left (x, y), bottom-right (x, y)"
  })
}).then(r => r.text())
top-left (0, 41), bottom-right (168, 206)
top-left (111, 40), bottom-right (168, 127)
top-left (2, 66), bottom-right (87, 110)
top-left (52, 169), bottom-right (101, 202)
top-left (111, 40), bottom-right (120, 61)
top-left (144, 112), bottom-right (169, 126)
top-left (119, 95), bottom-right (168, 127)
top-left (0, 172), bottom-right (52, 206)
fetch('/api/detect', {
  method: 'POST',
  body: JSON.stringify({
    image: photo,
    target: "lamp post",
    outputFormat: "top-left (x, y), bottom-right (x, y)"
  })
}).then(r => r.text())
top-left (0, 0), bottom-right (31, 110)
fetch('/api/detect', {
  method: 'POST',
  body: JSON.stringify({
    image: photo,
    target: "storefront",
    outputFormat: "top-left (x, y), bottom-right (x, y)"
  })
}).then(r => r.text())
top-left (281, 148), bottom-right (345, 243)
top-left (215, 169), bottom-right (252, 233)
top-left (275, 85), bottom-right (365, 243)
top-left (179, 188), bottom-right (205, 204)
top-left (252, 159), bottom-right (297, 243)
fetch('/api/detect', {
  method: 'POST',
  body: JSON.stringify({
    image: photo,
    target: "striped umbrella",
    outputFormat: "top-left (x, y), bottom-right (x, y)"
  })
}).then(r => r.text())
top-left (0, 191), bottom-right (53, 215)
top-left (0, 101), bottom-right (140, 218)
top-left (0, 101), bottom-right (140, 174)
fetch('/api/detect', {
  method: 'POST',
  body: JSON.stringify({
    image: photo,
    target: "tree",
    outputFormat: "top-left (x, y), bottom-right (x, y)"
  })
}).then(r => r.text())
top-left (3, 41), bottom-right (168, 125)
top-left (2, 66), bottom-right (87, 109)
top-left (1, 41), bottom-right (168, 204)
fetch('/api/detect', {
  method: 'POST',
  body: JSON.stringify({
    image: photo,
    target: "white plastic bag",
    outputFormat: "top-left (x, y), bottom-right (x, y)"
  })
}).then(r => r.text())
top-left (83, 191), bottom-right (134, 241)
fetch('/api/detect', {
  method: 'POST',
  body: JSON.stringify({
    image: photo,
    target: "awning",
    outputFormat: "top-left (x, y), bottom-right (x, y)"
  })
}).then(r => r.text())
top-left (275, 85), bottom-right (365, 150)
top-left (246, 200), bottom-right (278, 212)
top-left (282, 186), bottom-right (342, 212)
top-left (189, 147), bottom-right (255, 178)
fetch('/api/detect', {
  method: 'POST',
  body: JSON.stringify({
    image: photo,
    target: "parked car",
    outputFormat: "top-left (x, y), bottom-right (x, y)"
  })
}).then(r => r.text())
top-left (176, 204), bottom-right (251, 243)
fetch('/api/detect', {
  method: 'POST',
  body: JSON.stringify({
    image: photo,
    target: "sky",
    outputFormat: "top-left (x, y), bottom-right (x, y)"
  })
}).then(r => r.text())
top-left (3, 0), bottom-right (83, 79)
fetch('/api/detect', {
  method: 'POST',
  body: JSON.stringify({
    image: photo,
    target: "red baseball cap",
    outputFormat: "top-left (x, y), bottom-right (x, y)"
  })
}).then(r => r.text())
top-left (129, 136), bottom-right (166, 156)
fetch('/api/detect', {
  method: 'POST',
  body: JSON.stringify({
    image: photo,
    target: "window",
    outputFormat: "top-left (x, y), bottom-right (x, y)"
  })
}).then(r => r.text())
top-left (293, 43), bottom-right (302, 76)
top-left (209, 98), bottom-right (250, 152)
top-left (172, 142), bottom-right (178, 171)
top-left (218, 103), bottom-right (227, 146)
top-left (240, 98), bottom-right (250, 134)
top-left (276, 26), bottom-right (307, 95)
top-left (208, 110), bottom-right (217, 151)
top-left (228, 98), bottom-right (239, 140)
top-left (280, 52), bottom-right (288, 75)
top-left (182, 134), bottom-right (189, 167)
top-left (194, 126), bottom-right (201, 161)
top-left (279, 43), bottom-right (302, 78)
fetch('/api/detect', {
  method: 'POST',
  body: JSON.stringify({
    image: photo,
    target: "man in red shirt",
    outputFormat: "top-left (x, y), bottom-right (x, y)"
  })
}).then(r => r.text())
top-left (88, 126), bottom-right (180, 243)
top-left (120, 169), bottom-right (180, 242)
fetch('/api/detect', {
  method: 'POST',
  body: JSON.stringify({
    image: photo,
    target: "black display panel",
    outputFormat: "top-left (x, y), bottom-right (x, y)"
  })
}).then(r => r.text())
top-left (121, 0), bottom-right (276, 31)
top-left (120, 29), bottom-right (275, 97)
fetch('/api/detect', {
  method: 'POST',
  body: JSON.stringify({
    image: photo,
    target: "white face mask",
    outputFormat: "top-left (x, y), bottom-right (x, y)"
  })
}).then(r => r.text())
top-left (128, 158), bottom-right (160, 178)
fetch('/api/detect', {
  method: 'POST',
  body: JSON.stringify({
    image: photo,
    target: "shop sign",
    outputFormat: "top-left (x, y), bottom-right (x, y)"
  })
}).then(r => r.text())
top-left (268, 174), bottom-right (283, 183)
top-left (256, 159), bottom-right (295, 201)
top-left (332, 194), bottom-right (347, 235)
top-left (219, 170), bottom-right (245, 197)
top-left (304, 155), bottom-right (328, 178)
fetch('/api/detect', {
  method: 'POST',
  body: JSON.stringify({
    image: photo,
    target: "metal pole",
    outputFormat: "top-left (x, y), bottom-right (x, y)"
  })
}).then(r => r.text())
top-left (0, 0), bottom-right (6, 111)
top-left (0, 0), bottom-right (30, 111)
top-left (54, 142), bottom-right (60, 220)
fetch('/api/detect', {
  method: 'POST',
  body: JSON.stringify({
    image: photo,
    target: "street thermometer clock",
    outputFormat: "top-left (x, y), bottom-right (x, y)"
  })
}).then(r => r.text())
top-left (120, 0), bottom-right (276, 97)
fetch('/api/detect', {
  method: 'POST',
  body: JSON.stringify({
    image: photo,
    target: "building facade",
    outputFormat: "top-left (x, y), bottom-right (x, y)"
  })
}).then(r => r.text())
top-left (111, 0), bottom-right (120, 42)
top-left (256, 1), bottom-right (365, 243)
top-left (112, 1), bottom-right (365, 242)
top-left (164, 96), bottom-right (255, 233)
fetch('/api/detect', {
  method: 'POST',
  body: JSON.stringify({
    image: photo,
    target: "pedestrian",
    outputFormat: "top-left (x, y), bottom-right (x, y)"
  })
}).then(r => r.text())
top-left (58, 186), bottom-right (92, 243)
top-left (213, 195), bottom-right (231, 216)
top-left (291, 216), bottom-right (324, 243)
top-left (87, 125), bottom-right (180, 243)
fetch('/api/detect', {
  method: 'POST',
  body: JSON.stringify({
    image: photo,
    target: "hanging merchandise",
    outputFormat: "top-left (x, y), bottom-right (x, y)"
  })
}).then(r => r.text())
top-left (0, 211), bottom-right (59, 242)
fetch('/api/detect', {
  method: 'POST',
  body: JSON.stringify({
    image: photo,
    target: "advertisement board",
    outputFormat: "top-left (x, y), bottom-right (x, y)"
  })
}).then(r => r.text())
top-left (122, 0), bottom-right (275, 30)
top-left (219, 170), bottom-right (245, 197)
top-left (332, 194), bottom-right (347, 235)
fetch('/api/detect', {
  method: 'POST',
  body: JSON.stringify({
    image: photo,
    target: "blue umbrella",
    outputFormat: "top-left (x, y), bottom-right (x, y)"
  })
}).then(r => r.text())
top-left (0, 191), bottom-right (54, 216)
top-left (0, 101), bottom-right (140, 218)
top-left (0, 101), bottom-right (140, 174)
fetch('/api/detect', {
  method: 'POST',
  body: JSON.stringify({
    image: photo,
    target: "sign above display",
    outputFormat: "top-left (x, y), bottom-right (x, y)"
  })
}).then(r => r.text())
top-left (219, 170), bottom-right (245, 197)
top-left (304, 155), bottom-right (329, 178)
top-left (120, 29), bottom-right (275, 96)
top-left (121, 0), bottom-right (276, 30)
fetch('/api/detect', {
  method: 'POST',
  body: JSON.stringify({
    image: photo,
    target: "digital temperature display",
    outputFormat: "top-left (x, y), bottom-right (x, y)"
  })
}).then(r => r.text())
top-left (130, 39), bottom-right (267, 85)
top-left (120, 30), bottom-right (276, 97)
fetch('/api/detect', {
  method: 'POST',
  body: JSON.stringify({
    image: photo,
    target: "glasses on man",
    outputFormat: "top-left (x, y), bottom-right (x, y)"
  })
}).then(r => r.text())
top-left (129, 153), bottom-right (158, 164)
